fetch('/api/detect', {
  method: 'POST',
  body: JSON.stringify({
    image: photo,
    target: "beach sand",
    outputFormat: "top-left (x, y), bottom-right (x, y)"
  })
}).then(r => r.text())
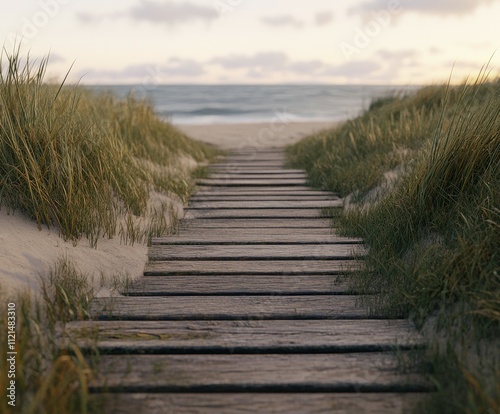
top-left (177, 121), bottom-right (341, 149)
top-left (0, 121), bottom-right (339, 297)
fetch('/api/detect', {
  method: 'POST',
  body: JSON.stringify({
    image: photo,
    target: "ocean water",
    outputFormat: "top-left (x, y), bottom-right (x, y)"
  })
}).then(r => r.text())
top-left (87, 84), bottom-right (420, 125)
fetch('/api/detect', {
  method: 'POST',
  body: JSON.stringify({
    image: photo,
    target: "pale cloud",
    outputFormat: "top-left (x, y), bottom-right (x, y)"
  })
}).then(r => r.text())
top-left (129, 0), bottom-right (218, 24)
top-left (78, 1), bottom-right (218, 26)
top-left (210, 52), bottom-right (289, 70)
top-left (377, 49), bottom-right (416, 60)
top-left (354, 0), bottom-right (495, 16)
top-left (315, 11), bottom-right (334, 26)
top-left (79, 58), bottom-right (205, 83)
top-left (289, 60), bottom-right (326, 74)
top-left (211, 52), bottom-right (332, 78)
top-left (261, 15), bottom-right (304, 28)
top-left (323, 60), bottom-right (381, 78)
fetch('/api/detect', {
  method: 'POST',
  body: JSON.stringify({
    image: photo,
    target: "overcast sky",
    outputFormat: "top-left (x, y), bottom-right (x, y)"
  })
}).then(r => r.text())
top-left (2, 0), bottom-right (499, 84)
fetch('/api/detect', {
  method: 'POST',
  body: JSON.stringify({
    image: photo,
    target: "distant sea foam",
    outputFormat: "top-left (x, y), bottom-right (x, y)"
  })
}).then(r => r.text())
top-left (87, 84), bottom-right (420, 125)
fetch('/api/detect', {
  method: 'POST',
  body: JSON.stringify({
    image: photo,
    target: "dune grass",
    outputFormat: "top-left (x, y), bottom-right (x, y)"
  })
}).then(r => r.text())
top-left (0, 50), bottom-right (218, 412)
top-left (0, 50), bottom-right (218, 247)
top-left (288, 76), bottom-right (499, 412)
top-left (0, 258), bottom-right (101, 413)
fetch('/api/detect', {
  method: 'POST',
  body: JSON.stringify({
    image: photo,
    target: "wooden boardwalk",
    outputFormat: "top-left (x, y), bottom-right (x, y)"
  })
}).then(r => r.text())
top-left (66, 148), bottom-right (428, 413)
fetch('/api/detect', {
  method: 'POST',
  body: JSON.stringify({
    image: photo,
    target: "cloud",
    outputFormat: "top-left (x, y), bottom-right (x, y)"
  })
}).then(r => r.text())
top-left (377, 49), bottom-right (416, 61)
top-left (289, 60), bottom-right (327, 74)
top-left (323, 60), bottom-right (381, 78)
top-left (354, 0), bottom-right (494, 16)
top-left (79, 58), bottom-right (205, 83)
top-left (314, 11), bottom-right (334, 26)
top-left (210, 52), bottom-right (289, 70)
top-left (261, 15), bottom-right (304, 28)
top-left (210, 52), bottom-right (332, 78)
top-left (129, 0), bottom-right (218, 24)
top-left (78, 1), bottom-right (218, 26)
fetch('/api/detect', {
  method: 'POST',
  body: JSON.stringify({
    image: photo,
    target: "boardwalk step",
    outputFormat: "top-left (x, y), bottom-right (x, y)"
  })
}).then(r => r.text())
top-left (188, 200), bottom-right (340, 209)
top-left (89, 353), bottom-right (429, 393)
top-left (180, 218), bottom-right (334, 228)
top-left (196, 179), bottom-right (307, 186)
top-left (124, 274), bottom-right (352, 296)
top-left (152, 231), bottom-right (362, 244)
top-left (94, 392), bottom-right (425, 414)
top-left (148, 244), bottom-right (366, 261)
top-left (67, 319), bottom-right (424, 354)
top-left (185, 209), bottom-right (337, 219)
top-left (208, 168), bottom-right (304, 174)
top-left (90, 295), bottom-right (375, 320)
top-left (144, 260), bottom-right (362, 275)
top-left (191, 195), bottom-right (338, 201)
top-left (195, 186), bottom-right (329, 193)
top-left (208, 173), bottom-right (307, 179)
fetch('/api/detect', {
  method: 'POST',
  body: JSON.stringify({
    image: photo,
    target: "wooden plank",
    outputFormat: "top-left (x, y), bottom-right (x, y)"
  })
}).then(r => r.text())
top-left (144, 260), bottom-right (361, 275)
top-left (68, 320), bottom-right (424, 353)
top-left (222, 158), bottom-right (286, 163)
top-left (191, 195), bottom-right (337, 201)
top-left (196, 179), bottom-right (307, 186)
top-left (89, 353), bottom-right (429, 392)
top-left (148, 244), bottom-right (366, 261)
top-left (210, 162), bottom-right (287, 168)
top-left (95, 392), bottom-right (425, 414)
top-left (208, 173), bottom-right (307, 180)
top-left (224, 153), bottom-right (285, 157)
top-left (188, 200), bottom-right (341, 209)
top-left (169, 228), bottom-right (336, 236)
top-left (152, 232), bottom-right (362, 245)
top-left (179, 219), bottom-right (334, 228)
top-left (124, 275), bottom-right (351, 295)
top-left (195, 187), bottom-right (329, 193)
top-left (90, 295), bottom-right (371, 320)
top-left (209, 169), bottom-right (304, 174)
top-left (185, 209), bottom-right (333, 219)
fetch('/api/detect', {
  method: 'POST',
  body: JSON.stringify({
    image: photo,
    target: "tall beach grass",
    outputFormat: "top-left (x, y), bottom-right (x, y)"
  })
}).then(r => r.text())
top-left (288, 76), bottom-right (499, 412)
top-left (0, 50), bottom-right (217, 246)
top-left (0, 50), bottom-right (217, 412)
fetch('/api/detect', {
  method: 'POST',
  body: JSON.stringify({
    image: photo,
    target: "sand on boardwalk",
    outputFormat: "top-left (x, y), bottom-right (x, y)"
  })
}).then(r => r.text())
top-left (0, 121), bottom-right (340, 297)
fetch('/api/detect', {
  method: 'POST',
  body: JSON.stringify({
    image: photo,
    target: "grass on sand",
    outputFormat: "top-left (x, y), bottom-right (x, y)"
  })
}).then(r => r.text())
top-left (288, 74), bottom-right (499, 413)
top-left (0, 50), bottom-right (217, 413)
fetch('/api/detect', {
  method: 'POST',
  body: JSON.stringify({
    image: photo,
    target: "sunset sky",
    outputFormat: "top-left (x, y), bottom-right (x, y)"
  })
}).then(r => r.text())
top-left (2, 0), bottom-right (499, 85)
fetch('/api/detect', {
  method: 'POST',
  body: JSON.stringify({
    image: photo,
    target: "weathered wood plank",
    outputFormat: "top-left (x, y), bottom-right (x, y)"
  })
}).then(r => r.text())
top-left (195, 186), bottom-right (329, 193)
top-left (185, 209), bottom-right (334, 219)
top-left (209, 163), bottom-right (287, 169)
top-left (188, 200), bottom-right (342, 209)
top-left (221, 158), bottom-right (286, 163)
top-left (148, 244), bottom-right (366, 261)
top-left (196, 179), bottom-right (307, 187)
top-left (67, 320), bottom-right (424, 353)
top-left (90, 295), bottom-right (372, 320)
top-left (179, 219), bottom-right (334, 228)
top-left (209, 169), bottom-right (304, 174)
top-left (95, 392), bottom-right (425, 414)
top-left (124, 275), bottom-right (351, 295)
top-left (208, 173), bottom-right (307, 180)
top-left (191, 195), bottom-right (338, 201)
top-left (224, 153), bottom-right (285, 157)
top-left (144, 260), bottom-right (361, 275)
top-left (89, 353), bottom-right (429, 392)
top-left (168, 228), bottom-right (337, 236)
top-left (152, 232), bottom-right (362, 245)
